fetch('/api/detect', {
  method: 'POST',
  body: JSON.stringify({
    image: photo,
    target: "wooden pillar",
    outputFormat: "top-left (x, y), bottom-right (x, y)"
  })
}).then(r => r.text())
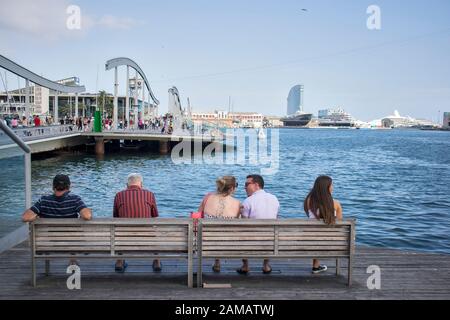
top-left (159, 140), bottom-right (170, 155)
top-left (95, 137), bottom-right (105, 155)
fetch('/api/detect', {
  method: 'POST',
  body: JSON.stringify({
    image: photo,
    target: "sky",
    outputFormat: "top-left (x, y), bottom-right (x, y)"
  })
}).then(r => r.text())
top-left (0, 0), bottom-right (449, 122)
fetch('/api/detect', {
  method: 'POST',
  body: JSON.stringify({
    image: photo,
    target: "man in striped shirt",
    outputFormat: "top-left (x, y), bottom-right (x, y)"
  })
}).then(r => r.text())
top-left (22, 174), bottom-right (92, 221)
top-left (113, 173), bottom-right (161, 272)
top-left (22, 174), bottom-right (92, 267)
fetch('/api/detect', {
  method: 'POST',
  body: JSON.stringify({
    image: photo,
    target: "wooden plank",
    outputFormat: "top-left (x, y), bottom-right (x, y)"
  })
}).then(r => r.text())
top-left (201, 219), bottom-right (355, 226)
top-left (278, 228), bottom-right (350, 232)
top-left (114, 241), bottom-right (188, 246)
top-left (33, 218), bottom-right (192, 225)
top-left (279, 236), bottom-right (348, 241)
top-left (36, 241), bottom-right (111, 246)
top-left (36, 227), bottom-right (111, 232)
top-left (36, 232), bottom-right (111, 237)
top-left (203, 283), bottom-right (232, 289)
top-left (114, 246), bottom-right (187, 251)
top-left (202, 241), bottom-right (274, 246)
top-left (187, 221), bottom-right (193, 288)
top-left (278, 245), bottom-right (349, 250)
top-left (115, 232), bottom-right (187, 237)
top-left (201, 251), bottom-right (275, 256)
top-left (201, 251), bottom-right (349, 257)
top-left (36, 237), bottom-right (111, 241)
top-left (114, 227), bottom-right (188, 231)
top-left (278, 241), bottom-right (349, 246)
top-left (203, 229), bottom-right (274, 233)
top-left (36, 247), bottom-right (111, 251)
top-left (203, 246), bottom-right (275, 250)
top-left (274, 226), bottom-right (279, 255)
top-left (203, 236), bottom-right (275, 241)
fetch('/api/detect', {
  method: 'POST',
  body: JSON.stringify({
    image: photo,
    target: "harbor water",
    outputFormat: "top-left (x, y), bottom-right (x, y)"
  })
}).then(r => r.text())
top-left (1, 128), bottom-right (449, 254)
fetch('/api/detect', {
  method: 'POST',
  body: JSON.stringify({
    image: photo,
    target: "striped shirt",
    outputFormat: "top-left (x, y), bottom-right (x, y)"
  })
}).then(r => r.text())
top-left (113, 185), bottom-right (158, 218)
top-left (30, 191), bottom-right (87, 218)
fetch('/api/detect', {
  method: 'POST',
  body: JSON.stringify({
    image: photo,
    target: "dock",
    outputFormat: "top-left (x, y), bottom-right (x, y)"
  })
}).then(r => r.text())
top-left (1, 242), bottom-right (449, 300)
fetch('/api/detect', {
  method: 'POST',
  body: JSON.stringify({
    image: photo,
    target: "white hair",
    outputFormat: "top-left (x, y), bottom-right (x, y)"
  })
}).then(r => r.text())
top-left (127, 173), bottom-right (143, 186)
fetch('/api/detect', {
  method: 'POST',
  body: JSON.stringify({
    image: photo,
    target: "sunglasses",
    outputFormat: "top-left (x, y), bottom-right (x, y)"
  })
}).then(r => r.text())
top-left (245, 181), bottom-right (255, 187)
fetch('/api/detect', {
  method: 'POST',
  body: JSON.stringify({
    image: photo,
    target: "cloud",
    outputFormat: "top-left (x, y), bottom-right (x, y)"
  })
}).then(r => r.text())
top-left (0, 0), bottom-right (71, 40)
top-left (0, 0), bottom-right (144, 41)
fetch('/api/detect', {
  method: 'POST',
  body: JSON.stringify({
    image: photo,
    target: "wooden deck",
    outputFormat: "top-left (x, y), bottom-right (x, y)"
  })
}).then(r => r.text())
top-left (1, 241), bottom-right (449, 300)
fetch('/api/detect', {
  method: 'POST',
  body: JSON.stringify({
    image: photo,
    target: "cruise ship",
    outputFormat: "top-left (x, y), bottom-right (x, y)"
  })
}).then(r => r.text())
top-left (281, 85), bottom-right (313, 127)
top-left (318, 108), bottom-right (355, 127)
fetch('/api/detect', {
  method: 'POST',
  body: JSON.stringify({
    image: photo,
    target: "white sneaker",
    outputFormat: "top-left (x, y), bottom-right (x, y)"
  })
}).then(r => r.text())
top-left (312, 265), bottom-right (328, 274)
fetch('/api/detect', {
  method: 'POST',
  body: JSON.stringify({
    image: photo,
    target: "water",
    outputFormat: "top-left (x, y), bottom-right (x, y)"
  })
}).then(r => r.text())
top-left (1, 129), bottom-right (450, 254)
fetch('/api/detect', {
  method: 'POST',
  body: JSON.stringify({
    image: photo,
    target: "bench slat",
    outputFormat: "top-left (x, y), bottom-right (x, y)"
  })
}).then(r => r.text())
top-left (115, 246), bottom-right (188, 251)
top-left (36, 247), bottom-right (111, 251)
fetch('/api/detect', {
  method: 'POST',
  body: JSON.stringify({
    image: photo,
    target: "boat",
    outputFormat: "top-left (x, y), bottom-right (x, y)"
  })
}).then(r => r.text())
top-left (258, 128), bottom-right (266, 139)
top-left (281, 112), bottom-right (313, 127)
top-left (318, 108), bottom-right (355, 128)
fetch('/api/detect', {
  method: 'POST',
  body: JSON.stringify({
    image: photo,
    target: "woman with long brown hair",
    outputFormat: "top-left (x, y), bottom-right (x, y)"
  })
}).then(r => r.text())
top-left (304, 175), bottom-right (343, 274)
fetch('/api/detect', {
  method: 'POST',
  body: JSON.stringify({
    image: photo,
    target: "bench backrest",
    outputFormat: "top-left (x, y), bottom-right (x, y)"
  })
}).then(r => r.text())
top-left (198, 219), bottom-right (356, 258)
top-left (31, 218), bottom-right (193, 255)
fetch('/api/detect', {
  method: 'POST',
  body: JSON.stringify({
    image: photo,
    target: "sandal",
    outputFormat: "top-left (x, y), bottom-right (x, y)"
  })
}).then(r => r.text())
top-left (236, 268), bottom-right (249, 275)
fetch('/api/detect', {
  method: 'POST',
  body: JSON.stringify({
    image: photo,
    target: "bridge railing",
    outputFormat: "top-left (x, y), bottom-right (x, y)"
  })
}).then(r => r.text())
top-left (0, 125), bottom-right (77, 145)
top-left (0, 120), bottom-right (31, 253)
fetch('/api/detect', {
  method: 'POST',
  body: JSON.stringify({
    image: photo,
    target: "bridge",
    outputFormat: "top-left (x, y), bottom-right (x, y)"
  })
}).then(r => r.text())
top-left (1, 55), bottom-right (160, 130)
top-left (0, 124), bottom-right (225, 159)
top-left (105, 57), bottom-right (160, 129)
top-left (0, 54), bottom-right (85, 121)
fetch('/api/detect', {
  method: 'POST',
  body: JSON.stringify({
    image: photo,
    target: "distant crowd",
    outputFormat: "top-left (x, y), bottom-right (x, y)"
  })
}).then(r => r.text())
top-left (3, 113), bottom-right (185, 135)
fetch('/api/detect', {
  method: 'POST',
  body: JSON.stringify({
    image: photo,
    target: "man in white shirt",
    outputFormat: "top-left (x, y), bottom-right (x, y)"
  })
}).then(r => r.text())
top-left (238, 174), bottom-right (280, 274)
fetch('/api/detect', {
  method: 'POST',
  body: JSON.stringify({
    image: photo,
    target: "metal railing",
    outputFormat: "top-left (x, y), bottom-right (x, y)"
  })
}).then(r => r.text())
top-left (0, 119), bottom-right (32, 254)
top-left (0, 120), bottom-right (31, 207)
top-left (0, 124), bottom-right (77, 145)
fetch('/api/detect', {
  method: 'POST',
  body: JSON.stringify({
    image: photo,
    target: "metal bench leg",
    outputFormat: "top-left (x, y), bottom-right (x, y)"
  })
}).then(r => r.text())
top-left (45, 260), bottom-right (50, 276)
top-left (336, 259), bottom-right (340, 276)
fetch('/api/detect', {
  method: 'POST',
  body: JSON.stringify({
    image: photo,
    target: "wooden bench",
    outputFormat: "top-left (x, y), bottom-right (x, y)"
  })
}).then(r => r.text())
top-left (197, 219), bottom-right (356, 287)
top-left (30, 218), bottom-right (194, 288)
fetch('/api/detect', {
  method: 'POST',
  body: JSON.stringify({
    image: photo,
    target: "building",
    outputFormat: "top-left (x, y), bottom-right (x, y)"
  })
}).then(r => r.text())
top-left (0, 77), bottom-right (155, 119)
top-left (381, 110), bottom-right (416, 128)
top-left (444, 112), bottom-right (450, 129)
top-left (286, 85), bottom-right (304, 116)
top-left (191, 110), bottom-right (264, 128)
top-left (382, 110), bottom-right (439, 129)
top-left (264, 116), bottom-right (284, 127)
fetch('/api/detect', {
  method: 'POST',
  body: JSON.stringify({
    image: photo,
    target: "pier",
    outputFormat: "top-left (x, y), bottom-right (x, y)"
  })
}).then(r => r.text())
top-left (0, 125), bottom-right (225, 157)
top-left (0, 241), bottom-right (449, 299)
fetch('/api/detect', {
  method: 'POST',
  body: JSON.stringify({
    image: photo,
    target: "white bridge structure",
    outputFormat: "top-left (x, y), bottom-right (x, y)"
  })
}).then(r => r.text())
top-left (105, 57), bottom-right (160, 129)
top-left (0, 55), bottom-right (85, 121)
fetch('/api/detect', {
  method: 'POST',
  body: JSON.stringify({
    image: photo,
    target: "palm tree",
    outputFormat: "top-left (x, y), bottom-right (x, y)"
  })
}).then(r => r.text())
top-left (97, 91), bottom-right (114, 118)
